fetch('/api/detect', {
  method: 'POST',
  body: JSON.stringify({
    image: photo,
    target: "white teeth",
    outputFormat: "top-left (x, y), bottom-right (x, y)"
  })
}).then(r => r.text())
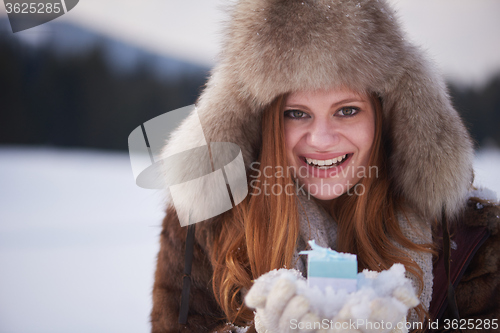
top-left (305, 154), bottom-right (348, 167)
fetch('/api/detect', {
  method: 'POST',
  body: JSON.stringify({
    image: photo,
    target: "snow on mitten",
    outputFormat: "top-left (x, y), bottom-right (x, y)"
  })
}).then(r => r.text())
top-left (327, 265), bottom-right (419, 333)
top-left (246, 269), bottom-right (321, 333)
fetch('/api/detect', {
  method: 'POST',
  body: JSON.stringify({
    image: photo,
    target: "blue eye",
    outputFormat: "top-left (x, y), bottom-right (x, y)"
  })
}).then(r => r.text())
top-left (338, 107), bottom-right (359, 116)
top-left (284, 110), bottom-right (308, 119)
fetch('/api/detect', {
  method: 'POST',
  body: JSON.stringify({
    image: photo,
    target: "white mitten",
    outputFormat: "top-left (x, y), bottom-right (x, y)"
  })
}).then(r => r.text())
top-left (246, 269), bottom-right (319, 333)
top-left (245, 264), bottom-right (419, 333)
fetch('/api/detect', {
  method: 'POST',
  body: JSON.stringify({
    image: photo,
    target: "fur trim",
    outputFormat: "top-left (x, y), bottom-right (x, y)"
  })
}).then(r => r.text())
top-left (161, 0), bottom-right (474, 219)
top-left (464, 197), bottom-right (500, 235)
top-left (444, 200), bottom-right (500, 322)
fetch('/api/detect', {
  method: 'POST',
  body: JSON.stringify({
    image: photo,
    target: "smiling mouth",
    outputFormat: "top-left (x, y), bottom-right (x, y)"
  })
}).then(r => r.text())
top-left (303, 154), bottom-right (350, 169)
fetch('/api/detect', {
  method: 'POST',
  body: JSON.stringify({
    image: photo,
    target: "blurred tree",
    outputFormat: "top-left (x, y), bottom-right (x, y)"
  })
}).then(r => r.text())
top-left (449, 77), bottom-right (500, 149)
top-left (0, 36), bottom-right (207, 151)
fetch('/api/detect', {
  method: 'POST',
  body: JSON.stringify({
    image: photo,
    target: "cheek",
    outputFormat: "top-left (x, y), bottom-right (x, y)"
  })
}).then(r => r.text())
top-left (284, 123), bottom-right (300, 159)
top-left (349, 118), bottom-right (375, 164)
top-left (359, 121), bottom-right (375, 163)
top-left (361, 126), bottom-right (375, 150)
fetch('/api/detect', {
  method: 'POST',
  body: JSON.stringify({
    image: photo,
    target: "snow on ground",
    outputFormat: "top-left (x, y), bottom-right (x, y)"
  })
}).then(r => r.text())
top-left (0, 146), bottom-right (165, 333)
top-left (473, 147), bottom-right (500, 198)
top-left (0, 146), bottom-right (498, 333)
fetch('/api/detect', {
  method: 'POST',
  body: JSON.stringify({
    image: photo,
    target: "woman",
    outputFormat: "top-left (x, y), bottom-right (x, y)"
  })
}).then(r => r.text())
top-left (151, 0), bottom-right (500, 332)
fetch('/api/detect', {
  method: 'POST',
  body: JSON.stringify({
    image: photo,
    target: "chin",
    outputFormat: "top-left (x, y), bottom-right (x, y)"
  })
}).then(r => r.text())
top-left (302, 181), bottom-right (350, 201)
top-left (309, 192), bottom-right (342, 201)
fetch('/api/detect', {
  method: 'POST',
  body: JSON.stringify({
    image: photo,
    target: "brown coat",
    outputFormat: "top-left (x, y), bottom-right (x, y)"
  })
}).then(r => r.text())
top-left (150, 197), bottom-right (500, 332)
top-left (435, 199), bottom-right (500, 332)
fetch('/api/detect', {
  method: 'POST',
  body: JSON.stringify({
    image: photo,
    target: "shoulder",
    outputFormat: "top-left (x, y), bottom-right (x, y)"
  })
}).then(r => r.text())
top-left (159, 204), bottom-right (217, 258)
top-left (452, 196), bottom-right (500, 323)
top-left (462, 193), bottom-right (500, 234)
top-left (458, 195), bottom-right (500, 287)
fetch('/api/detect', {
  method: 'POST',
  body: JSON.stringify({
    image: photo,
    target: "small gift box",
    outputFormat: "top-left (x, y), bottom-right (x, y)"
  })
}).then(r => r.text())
top-left (300, 240), bottom-right (358, 293)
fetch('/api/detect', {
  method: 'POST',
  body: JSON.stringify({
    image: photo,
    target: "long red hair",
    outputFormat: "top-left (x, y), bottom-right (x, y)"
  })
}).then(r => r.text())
top-left (211, 93), bottom-right (433, 327)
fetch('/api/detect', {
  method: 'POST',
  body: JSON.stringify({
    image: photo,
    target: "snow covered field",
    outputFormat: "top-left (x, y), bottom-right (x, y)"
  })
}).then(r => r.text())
top-left (0, 147), bottom-right (164, 333)
top-left (0, 146), bottom-right (499, 333)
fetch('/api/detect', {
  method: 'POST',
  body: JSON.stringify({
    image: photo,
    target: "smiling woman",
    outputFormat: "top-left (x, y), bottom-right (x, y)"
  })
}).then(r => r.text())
top-left (151, 0), bottom-right (500, 332)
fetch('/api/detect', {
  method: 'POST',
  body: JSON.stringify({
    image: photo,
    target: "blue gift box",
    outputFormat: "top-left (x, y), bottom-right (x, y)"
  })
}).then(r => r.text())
top-left (299, 240), bottom-right (358, 293)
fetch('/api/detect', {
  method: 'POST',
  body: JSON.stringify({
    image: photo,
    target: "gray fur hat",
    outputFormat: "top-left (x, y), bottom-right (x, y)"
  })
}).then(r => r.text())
top-left (162, 0), bottom-right (474, 220)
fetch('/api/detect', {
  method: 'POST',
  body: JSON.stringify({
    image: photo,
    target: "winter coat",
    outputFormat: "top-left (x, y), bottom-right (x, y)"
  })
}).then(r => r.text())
top-left (150, 0), bottom-right (500, 332)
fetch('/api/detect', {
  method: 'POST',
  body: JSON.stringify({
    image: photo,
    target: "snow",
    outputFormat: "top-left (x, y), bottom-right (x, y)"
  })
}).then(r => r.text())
top-left (0, 146), bottom-right (498, 333)
top-left (473, 148), bottom-right (500, 202)
top-left (468, 187), bottom-right (498, 203)
top-left (0, 146), bottom-right (165, 333)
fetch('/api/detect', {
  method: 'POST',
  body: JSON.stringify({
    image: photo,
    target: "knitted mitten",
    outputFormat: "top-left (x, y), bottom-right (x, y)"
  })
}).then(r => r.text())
top-left (245, 265), bottom-right (419, 333)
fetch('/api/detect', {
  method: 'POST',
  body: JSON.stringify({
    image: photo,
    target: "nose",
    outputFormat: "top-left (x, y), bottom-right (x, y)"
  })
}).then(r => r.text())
top-left (305, 118), bottom-right (340, 150)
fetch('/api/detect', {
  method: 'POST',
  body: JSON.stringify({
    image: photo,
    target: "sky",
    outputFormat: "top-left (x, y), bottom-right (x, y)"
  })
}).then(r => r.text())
top-left (1, 0), bottom-right (500, 86)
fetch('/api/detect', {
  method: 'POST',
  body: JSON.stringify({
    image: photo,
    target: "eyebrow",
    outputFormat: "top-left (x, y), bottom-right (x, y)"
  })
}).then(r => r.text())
top-left (285, 97), bottom-right (369, 109)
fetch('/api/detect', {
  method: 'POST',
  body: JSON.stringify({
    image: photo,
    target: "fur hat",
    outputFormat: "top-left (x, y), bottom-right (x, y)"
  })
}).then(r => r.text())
top-left (161, 0), bottom-right (474, 220)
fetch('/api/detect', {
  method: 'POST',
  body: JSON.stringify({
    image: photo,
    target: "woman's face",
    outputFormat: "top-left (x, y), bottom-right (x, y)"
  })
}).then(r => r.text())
top-left (284, 87), bottom-right (376, 201)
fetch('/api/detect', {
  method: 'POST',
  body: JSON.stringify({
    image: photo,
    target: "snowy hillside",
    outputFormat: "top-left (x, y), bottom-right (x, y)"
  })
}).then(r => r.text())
top-left (0, 146), bottom-right (498, 333)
